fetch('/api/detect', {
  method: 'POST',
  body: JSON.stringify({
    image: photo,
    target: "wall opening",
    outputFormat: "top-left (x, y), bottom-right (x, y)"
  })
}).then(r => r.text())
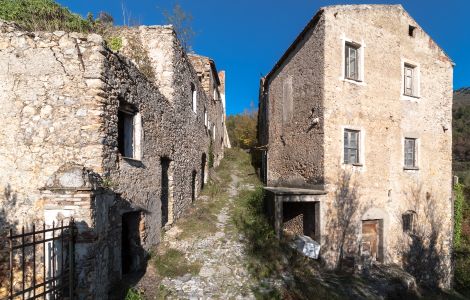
top-left (161, 157), bottom-right (174, 227)
top-left (191, 170), bottom-right (197, 203)
top-left (408, 25), bottom-right (416, 37)
top-left (121, 211), bottom-right (144, 274)
top-left (282, 202), bottom-right (317, 239)
top-left (201, 153), bottom-right (207, 189)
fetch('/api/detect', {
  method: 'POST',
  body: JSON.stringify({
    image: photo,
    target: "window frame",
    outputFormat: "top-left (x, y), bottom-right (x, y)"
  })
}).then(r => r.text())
top-left (343, 129), bottom-right (361, 165)
top-left (403, 137), bottom-right (418, 170)
top-left (191, 83), bottom-right (197, 114)
top-left (340, 36), bottom-right (365, 85)
top-left (345, 42), bottom-right (360, 81)
top-left (118, 104), bottom-right (142, 160)
top-left (402, 211), bottom-right (417, 234)
top-left (401, 59), bottom-right (420, 100)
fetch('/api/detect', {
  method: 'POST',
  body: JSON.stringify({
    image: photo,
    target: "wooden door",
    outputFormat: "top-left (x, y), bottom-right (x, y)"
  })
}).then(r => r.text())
top-left (362, 220), bottom-right (379, 260)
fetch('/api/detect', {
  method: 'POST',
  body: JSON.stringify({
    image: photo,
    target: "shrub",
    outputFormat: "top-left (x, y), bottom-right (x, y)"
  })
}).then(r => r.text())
top-left (454, 183), bottom-right (465, 248)
top-left (0, 0), bottom-right (94, 32)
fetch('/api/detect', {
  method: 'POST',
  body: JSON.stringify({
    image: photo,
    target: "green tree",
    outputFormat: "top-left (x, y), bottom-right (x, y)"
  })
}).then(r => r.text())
top-left (162, 2), bottom-right (195, 52)
top-left (226, 106), bottom-right (258, 149)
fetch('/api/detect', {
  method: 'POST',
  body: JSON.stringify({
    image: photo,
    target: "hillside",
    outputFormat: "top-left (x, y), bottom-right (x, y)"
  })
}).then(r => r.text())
top-left (454, 87), bottom-right (470, 184)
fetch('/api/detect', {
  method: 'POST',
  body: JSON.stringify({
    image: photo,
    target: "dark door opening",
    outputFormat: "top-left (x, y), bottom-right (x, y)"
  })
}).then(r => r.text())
top-left (201, 153), bottom-right (207, 189)
top-left (161, 157), bottom-right (171, 227)
top-left (122, 211), bottom-right (143, 274)
top-left (191, 170), bottom-right (197, 202)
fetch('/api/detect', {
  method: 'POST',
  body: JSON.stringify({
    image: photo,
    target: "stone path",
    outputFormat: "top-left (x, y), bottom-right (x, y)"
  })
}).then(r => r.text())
top-left (138, 172), bottom-right (256, 299)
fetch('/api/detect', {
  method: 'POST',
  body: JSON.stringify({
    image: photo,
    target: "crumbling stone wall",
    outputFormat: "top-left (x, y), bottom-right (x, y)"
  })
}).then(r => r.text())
top-left (0, 21), bottom-right (106, 227)
top-left (0, 21), bottom-right (227, 298)
top-left (260, 5), bottom-right (453, 288)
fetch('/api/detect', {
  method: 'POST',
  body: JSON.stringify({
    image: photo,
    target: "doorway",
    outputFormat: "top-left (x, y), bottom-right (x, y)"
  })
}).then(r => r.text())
top-left (361, 219), bottom-right (384, 262)
top-left (201, 153), bottom-right (207, 189)
top-left (121, 211), bottom-right (143, 274)
top-left (161, 157), bottom-right (173, 227)
top-left (191, 170), bottom-right (197, 203)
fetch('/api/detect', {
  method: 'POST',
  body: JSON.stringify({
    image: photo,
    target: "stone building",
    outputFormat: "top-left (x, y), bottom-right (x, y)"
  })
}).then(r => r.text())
top-left (0, 21), bottom-right (227, 298)
top-left (258, 5), bottom-right (454, 288)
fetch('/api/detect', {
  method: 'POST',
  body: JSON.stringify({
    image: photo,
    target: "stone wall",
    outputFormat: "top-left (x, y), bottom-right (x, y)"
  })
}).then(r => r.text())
top-left (260, 5), bottom-right (453, 288)
top-left (262, 13), bottom-right (325, 188)
top-left (0, 21), bottom-right (106, 227)
top-left (0, 21), bottom-right (227, 298)
top-left (321, 5), bottom-right (453, 287)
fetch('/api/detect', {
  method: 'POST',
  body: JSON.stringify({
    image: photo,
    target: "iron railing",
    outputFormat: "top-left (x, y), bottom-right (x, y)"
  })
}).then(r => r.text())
top-left (2, 220), bottom-right (75, 300)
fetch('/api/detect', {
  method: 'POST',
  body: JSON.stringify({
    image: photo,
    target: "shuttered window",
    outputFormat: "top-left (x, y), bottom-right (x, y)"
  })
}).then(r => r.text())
top-left (344, 129), bottom-right (360, 164)
top-left (345, 43), bottom-right (360, 80)
top-left (404, 64), bottom-right (415, 96)
top-left (404, 138), bottom-right (416, 167)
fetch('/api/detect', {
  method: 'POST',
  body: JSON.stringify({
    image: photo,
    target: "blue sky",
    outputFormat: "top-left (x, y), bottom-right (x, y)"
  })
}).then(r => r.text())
top-left (57, 0), bottom-right (469, 115)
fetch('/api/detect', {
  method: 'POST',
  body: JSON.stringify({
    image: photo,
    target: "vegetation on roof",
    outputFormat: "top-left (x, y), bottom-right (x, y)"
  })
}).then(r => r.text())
top-left (0, 0), bottom-right (96, 32)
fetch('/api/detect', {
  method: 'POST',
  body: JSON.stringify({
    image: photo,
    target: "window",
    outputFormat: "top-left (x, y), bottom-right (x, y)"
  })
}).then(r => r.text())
top-left (403, 64), bottom-right (416, 96)
top-left (204, 108), bottom-right (208, 127)
top-left (344, 129), bottom-right (360, 164)
top-left (191, 83), bottom-right (197, 113)
top-left (402, 211), bottom-right (417, 233)
top-left (408, 25), bottom-right (416, 37)
top-left (212, 124), bottom-right (216, 140)
top-left (213, 86), bottom-right (219, 101)
top-left (118, 105), bottom-right (141, 159)
top-left (345, 42), bottom-right (360, 81)
top-left (404, 138), bottom-right (417, 168)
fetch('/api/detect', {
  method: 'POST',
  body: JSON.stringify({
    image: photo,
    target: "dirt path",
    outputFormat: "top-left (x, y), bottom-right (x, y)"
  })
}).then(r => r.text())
top-left (134, 151), bottom-right (257, 299)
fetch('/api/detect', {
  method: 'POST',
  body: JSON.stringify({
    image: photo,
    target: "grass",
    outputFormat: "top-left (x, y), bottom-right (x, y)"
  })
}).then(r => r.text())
top-left (124, 288), bottom-right (143, 300)
top-left (154, 248), bottom-right (201, 278)
top-left (454, 186), bottom-right (470, 297)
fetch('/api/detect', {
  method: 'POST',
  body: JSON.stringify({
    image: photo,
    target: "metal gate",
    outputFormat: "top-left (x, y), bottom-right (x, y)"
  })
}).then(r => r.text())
top-left (2, 220), bottom-right (75, 300)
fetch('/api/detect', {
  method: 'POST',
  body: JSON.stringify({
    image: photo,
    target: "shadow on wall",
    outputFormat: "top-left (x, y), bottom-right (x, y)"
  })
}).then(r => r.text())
top-left (399, 184), bottom-right (449, 288)
top-left (0, 185), bottom-right (19, 287)
top-left (323, 170), bottom-right (364, 270)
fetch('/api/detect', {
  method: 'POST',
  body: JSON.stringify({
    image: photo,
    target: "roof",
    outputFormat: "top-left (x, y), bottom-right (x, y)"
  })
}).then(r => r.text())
top-left (263, 4), bottom-right (453, 88)
top-left (264, 8), bottom-right (324, 86)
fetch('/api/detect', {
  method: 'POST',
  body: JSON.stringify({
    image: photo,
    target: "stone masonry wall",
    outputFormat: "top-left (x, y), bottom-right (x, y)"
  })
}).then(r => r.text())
top-left (321, 5), bottom-right (453, 287)
top-left (264, 14), bottom-right (325, 188)
top-left (0, 21), bottom-right (106, 227)
top-left (0, 21), bottom-right (227, 298)
top-left (261, 5), bottom-right (453, 288)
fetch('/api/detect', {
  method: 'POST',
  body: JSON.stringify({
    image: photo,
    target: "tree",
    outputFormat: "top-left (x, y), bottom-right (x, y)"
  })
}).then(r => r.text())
top-left (226, 106), bottom-right (258, 149)
top-left (162, 3), bottom-right (195, 52)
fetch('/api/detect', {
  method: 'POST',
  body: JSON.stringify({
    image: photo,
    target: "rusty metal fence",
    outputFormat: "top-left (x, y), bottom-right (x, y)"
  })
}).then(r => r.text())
top-left (1, 220), bottom-right (75, 300)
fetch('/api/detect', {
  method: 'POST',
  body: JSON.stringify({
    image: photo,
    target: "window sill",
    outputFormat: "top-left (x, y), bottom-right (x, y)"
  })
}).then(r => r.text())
top-left (343, 163), bottom-right (363, 167)
top-left (401, 94), bottom-right (420, 101)
top-left (341, 77), bottom-right (366, 86)
top-left (120, 156), bottom-right (144, 167)
top-left (403, 166), bottom-right (419, 171)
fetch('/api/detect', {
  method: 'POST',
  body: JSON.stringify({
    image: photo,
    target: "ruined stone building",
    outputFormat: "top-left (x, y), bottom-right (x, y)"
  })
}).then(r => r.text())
top-left (258, 5), bottom-right (454, 287)
top-left (0, 21), bottom-right (227, 298)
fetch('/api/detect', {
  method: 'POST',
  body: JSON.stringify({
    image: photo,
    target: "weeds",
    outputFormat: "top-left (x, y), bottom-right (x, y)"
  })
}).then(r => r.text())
top-left (0, 0), bottom-right (95, 32)
top-left (154, 248), bottom-right (201, 278)
top-left (124, 288), bottom-right (143, 300)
